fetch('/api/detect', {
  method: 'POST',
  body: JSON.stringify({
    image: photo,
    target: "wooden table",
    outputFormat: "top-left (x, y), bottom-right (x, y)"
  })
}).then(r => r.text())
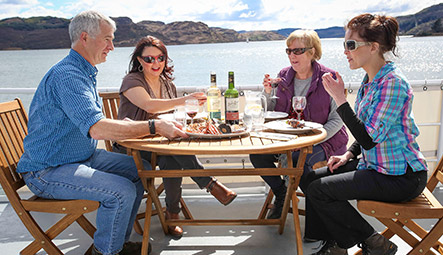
top-left (118, 128), bottom-right (326, 255)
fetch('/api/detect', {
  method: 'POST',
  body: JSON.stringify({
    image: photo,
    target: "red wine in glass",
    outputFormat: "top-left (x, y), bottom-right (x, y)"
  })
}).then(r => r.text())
top-left (295, 108), bottom-right (303, 120)
top-left (187, 111), bottom-right (198, 119)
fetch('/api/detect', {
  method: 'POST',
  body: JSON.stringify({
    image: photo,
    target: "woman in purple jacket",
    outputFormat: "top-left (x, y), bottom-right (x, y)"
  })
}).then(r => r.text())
top-left (249, 29), bottom-right (348, 220)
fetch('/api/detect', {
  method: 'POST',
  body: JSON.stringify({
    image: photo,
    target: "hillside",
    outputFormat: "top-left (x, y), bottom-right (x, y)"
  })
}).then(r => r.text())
top-left (0, 3), bottom-right (441, 50)
top-left (396, 3), bottom-right (443, 36)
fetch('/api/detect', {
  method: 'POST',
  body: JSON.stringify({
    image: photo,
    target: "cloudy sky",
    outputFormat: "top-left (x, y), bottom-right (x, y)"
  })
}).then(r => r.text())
top-left (1, 0), bottom-right (441, 31)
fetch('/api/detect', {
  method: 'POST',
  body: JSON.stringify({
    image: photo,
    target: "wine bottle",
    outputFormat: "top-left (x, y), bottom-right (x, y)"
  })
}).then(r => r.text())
top-left (224, 71), bottom-right (239, 125)
top-left (206, 72), bottom-right (222, 120)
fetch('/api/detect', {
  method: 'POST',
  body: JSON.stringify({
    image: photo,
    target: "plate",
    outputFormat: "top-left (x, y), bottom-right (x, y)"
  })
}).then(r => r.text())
top-left (263, 120), bottom-right (323, 134)
top-left (185, 129), bottom-right (249, 139)
top-left (158, 112), bottom-right (207, 121)
top-left (265, 111), bottom-right (288, 120)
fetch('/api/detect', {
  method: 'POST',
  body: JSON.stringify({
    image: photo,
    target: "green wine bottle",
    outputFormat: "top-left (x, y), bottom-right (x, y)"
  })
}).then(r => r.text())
top-left (224, 71), bottom-right (239, 125)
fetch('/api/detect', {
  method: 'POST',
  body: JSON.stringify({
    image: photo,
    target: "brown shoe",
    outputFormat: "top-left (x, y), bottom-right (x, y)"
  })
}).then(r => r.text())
top-left (206, 179), bottom-right (237, 206)
top-left (165, 211), bottom-right (183, 238)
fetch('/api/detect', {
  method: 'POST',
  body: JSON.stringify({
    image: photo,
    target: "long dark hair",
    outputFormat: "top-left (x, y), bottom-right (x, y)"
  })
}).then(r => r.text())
top-left (128, 35), bottom-right (174, 80)
top-left (347, 13), bottom-right (399, 57)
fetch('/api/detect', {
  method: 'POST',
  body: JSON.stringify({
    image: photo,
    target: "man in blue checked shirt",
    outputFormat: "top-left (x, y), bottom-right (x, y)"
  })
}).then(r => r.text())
top-left (17, 10), bottom-right (187, 255)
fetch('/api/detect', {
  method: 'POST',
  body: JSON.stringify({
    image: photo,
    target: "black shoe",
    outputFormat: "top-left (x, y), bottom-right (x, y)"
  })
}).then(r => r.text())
top-left (120, 241), bottom-right (152, 255)
top-left (314, 240), bottom-right (348, 255)
top-left (358, 233), bottom-right (397, 255)
top-left (92, 242), bottom-right (152, 255)
top-left (267, 184), bottom-right (287, 219)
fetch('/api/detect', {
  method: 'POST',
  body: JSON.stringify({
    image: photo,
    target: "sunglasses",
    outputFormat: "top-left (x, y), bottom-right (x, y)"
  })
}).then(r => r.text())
top-left (285, 47), bottom-right (312, 55)
top-left (343, 40), bottom-right (371, 51)
top-left (140, 55), bottom-right (166, 63)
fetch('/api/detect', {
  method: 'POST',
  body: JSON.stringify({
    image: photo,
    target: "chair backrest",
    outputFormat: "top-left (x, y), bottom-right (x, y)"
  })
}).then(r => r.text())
top-left (427, 154), bottom-right (443, 192)
top-left (0, 98), bottom-right (28, 202)
top-left (99, 92), bottom-right (120, 151)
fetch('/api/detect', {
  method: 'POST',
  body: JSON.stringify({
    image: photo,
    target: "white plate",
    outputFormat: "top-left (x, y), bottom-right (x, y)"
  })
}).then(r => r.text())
top-left (185, 129), bottom-right (249, 139)
top-left (158, 112), bottom-right (207, 121)
top-left (263, 120), bottom-right (323, 134)
top-left (265, 111), bottom-right (288, 120)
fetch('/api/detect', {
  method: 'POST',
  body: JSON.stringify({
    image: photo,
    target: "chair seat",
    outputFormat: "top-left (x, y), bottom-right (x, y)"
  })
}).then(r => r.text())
top-left (21, 196), bottom-right (100, 214)
top-left (357, 188), bottom-right (443, 219)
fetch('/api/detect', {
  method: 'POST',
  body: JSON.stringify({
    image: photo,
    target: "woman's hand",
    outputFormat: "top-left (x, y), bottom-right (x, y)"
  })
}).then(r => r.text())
top-left (188, 92), bottom-right (207, 106)
top-left (322, 72), bottom-right (347, 107)
top-left (327, 151), bottom-right (354, 173)
top-left (263, 74), bottom-right (281, 94)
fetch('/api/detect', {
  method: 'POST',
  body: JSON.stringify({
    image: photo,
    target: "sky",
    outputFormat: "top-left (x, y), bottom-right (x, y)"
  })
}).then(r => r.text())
top-left (0, 0), bottom-right (441, 31)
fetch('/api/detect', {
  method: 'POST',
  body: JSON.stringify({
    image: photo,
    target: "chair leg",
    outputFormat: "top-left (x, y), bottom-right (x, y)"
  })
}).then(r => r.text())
top-left (22, 213), bottom-right (79, 255)
top-left (259, 190), bottom-right (274, 219)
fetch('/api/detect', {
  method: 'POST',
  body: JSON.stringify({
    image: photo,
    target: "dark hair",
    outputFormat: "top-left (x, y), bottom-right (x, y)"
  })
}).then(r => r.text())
top-left (128, 35), bottom-right (174, 80)
top-left (346, 13), bottom-right (399, 57)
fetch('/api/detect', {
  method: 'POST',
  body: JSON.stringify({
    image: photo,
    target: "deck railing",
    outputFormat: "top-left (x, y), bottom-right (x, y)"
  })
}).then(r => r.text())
top-left (1, 79), bottom-right (442, 165)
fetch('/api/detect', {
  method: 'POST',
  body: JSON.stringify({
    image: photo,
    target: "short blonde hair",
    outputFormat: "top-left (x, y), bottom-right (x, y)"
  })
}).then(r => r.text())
top-left (286, 29), bottom-right (322, 61)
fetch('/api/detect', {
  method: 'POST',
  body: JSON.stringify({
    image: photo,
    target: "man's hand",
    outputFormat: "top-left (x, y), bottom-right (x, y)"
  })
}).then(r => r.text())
top-left (155, 119), bottom-right (189, 139)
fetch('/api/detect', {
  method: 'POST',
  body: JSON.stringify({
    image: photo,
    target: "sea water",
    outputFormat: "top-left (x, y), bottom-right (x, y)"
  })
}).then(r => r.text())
top-left (0, 36), bottom-right (442, 108)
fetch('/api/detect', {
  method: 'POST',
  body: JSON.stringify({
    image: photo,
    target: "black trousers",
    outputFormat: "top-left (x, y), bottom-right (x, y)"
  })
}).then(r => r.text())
top-left (305, 159), bottom-right (427, 248)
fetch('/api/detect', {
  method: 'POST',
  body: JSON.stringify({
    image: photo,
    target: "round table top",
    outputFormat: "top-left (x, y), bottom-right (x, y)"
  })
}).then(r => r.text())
top-left (117, 128), bottom-right (326, 156)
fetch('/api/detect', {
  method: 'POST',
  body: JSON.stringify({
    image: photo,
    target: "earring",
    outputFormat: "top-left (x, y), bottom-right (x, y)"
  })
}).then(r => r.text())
top-left (138, 65), bottom-right (143, 72)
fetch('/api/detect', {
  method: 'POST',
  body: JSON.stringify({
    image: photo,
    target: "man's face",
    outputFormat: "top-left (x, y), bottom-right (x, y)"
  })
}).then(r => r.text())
top-left (85, 21), bottom-right (115, 66)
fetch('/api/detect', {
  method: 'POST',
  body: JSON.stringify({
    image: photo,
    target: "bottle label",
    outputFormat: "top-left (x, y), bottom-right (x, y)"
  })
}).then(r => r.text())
top-left (208, 96), bottom-right (221, 111)
top-left (225, 111), bottom-right (239, 120)
top-left (225, 97), bottom-right (239, 112)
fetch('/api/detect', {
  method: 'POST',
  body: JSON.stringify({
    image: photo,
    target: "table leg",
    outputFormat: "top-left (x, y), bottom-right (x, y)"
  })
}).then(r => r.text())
top-left (142, 195), bottom-right (152, 255)
top-left (147, 177), bottom-right (168, 234)
top-left (292, 185), bottom-right (303, 255)
top-left (132, 150), bottom-right (168, 234)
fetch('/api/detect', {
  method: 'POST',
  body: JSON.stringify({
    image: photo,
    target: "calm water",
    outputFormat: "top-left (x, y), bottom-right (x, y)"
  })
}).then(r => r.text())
top-left (0, 36), bottom-right (442, 106)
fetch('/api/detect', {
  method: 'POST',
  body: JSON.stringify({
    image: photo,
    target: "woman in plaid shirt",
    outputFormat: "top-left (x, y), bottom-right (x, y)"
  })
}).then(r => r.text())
top-left (305, 14), bottom-right (428, 255)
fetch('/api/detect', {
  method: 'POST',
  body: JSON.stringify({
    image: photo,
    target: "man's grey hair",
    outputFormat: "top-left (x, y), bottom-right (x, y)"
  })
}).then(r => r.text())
top-left (69, 10), bottom-right (116, 47)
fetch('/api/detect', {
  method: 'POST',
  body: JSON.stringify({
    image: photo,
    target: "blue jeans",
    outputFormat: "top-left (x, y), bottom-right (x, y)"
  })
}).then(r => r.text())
top-left (249, 144), bottom-right (327, 193)
top-left (22, 149), bottom-right (148, 255)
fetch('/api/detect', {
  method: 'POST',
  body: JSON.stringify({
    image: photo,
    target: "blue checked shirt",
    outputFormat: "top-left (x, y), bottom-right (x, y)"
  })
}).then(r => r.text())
top-left (17, 49), bottom-right (105, 173)
top-left (355, 62), bottom-right (427, 175)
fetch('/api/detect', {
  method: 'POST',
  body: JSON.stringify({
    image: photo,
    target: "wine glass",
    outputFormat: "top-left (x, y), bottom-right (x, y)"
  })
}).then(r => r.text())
top-left (185, 98), bottom-right (199, 125)
top-left (264, 74), bottom-right (279, 99)
top-left (292, 96), bottom-right (306, 121)
top-left (270, 82), bottom-right (279, 99)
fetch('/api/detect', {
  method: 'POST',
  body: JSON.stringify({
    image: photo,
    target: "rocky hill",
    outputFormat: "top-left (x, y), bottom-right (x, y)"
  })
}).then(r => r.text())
top-left (396, 3), bottom-right (443, 36)
top-left (0, 3), bottom-right (441, 50)
top-left (0, 16), bottom-right (283, 50)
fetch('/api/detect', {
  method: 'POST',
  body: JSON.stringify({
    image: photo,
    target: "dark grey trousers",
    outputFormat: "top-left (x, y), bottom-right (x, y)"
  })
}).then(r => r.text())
top-left (113, 144), bottom-right (212, 213)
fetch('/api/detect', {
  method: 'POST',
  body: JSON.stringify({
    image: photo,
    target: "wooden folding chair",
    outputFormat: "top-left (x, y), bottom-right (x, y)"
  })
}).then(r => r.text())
top-left (0, 98), bottom-right (99, 255)
top-left (98, 92), bottom-right (192, 235)
top-left (356, 156), bottom-right (443, 255)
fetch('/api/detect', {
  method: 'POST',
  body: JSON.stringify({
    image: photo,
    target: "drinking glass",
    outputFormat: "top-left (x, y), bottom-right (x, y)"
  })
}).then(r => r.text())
top-left (196, 87), bottom-right (208, 119)
top-left (292, 96), bottom-right (306, 121)
top-left (265, 74), bottom-right (279, 99)
top-left (270, 82), bottom-right (279, 99)
top-left (185, 98), bottom-right (199, 125)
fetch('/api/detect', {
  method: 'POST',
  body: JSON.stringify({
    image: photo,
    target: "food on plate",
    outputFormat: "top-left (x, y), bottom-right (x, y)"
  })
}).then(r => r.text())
top-left (186, 120), bottom-right (246, 135)
top-left (286, 119), bottom-right (305, 129)
top-left (218, 123), bottom-right (231, 134)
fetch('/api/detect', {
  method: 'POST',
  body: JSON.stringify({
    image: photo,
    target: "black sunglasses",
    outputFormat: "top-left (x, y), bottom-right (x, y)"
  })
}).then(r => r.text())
top-left (285, 47), bottom-right (312, 55)
top-left (343, 40), bottom-right (371, 51)
top-left (141, 55), bottom-right (165, 63)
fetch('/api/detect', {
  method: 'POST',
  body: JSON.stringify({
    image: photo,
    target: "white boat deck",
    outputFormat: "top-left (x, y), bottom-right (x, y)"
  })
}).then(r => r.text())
top-left (1, 182), bottom-right (442, 255)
